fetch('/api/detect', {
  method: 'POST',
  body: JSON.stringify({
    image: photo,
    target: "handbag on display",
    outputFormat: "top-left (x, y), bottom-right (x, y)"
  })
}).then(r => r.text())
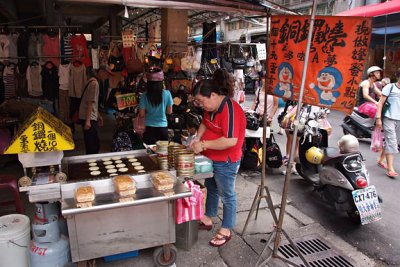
top-left (171, 79), bottom-right (193, 94)
top-left (173, 53), bottom-right (182, 72)
top-left (126, 45), bottom-right (143, 74)
top-left (265, 134), bottom-right (283, 168)
top-left (231, 45), bottom-right (246, 69)
top-left (147, 45), bottom-right (162, 67)
top-left (245, 112), bottom-right (260, 131)
top-left (181, 46), bottom-right (200, 73)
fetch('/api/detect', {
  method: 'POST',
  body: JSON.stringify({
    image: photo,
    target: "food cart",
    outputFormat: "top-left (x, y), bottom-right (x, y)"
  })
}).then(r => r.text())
top-left (60, 150), bottom-right (192, 266)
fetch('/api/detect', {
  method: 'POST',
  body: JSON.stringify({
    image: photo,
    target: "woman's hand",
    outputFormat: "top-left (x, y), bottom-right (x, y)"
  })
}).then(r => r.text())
top-left (191, 140), bottom-right (203, 154)
top-left (375, 118), bottom-right (382, 129)
top-left (84, 120), bottom-right (91, 130)
top-left (188, 136), bottom-right (200, 148)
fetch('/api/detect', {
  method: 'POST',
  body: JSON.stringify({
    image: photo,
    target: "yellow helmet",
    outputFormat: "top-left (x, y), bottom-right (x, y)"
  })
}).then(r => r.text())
top-left (306, 146), bottom-right (324, 164)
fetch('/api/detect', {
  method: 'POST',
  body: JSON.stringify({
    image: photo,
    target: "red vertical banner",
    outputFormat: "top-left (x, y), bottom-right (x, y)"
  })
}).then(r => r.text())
top-left (266, 16), bottom-right (372, 114)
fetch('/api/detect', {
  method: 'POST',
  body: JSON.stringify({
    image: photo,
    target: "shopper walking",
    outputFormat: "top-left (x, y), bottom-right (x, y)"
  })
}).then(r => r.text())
top-left (79, 65), bottom-right (111, 154)
top-left (375, 69), bottom-right (400, 178)
top-left (138, 67), bottom-right (173, 145)
top-left (251, 77), bottom-right (279, 125)
top-left (190, 79), bottom-right (246, 247)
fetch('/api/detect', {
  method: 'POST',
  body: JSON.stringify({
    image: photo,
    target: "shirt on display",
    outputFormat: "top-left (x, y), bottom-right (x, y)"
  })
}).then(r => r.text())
top-left (8, 33), bottom-right (18, 63)
top-left (91, 47), bottom-right (99, 69)
top-left (58, 63), bottom-right (71, 91)
top-left (16, 66), bottom-right (28, 97)
top-left (71, 34), bottom-right (91, 67)
top-left (42, 34), bottom-right (60, 66)
top-left (41, 62), bottom-right (59, 100)
top-left (27, 64), bottom-right (42, 97)
top-left (61, 34), bottom-right (73, 64)
top-left (3, 64), bottom-right (16, 100)
top-left (69, 63), bottom-right (87, 98)
top-left (0, 35), bottom-right (10, 61)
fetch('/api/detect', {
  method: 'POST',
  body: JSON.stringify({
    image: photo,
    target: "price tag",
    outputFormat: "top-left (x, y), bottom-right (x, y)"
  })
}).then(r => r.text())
top-left (256, 44), bottom-right (266, 60)
top-left (116, 93), bottom-right (138, 110)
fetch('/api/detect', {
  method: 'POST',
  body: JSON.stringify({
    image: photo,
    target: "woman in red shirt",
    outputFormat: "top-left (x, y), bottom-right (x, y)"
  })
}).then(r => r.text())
top-left (191, 78), bottom-right (246, 247)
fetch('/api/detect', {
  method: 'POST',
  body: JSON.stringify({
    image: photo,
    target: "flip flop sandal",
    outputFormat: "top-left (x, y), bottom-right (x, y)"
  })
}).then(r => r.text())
top-left (377, 161), bottom-right (387, 169)
top-left (386, 171), bottom-right (398, 178)
top-left (198, 221), bottom-right (212, 231)
top-left (209, 231), bottom-right (231, 247)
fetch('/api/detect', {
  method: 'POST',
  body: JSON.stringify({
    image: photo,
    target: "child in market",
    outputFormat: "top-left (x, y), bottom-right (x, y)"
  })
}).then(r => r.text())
top-left (181, 113), bottom-right (201, 147)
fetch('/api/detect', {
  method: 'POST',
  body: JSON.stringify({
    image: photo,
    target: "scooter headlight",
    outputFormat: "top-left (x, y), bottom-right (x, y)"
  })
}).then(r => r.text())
top-left (343, 154), bottom-right (363, 172)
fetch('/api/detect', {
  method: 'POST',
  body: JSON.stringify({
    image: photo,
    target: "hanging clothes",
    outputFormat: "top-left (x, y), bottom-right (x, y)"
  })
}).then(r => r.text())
top-left (42, 34), bottom-right (60, 66)
top-left (61, 33), bottom-right (73, 64)
top-left (28, 33), bottom-right (39, 62)
top-left (41, 62), bottom-right (59, 101)
top-left (8, 33), bottom-right (18, 63)
top-left (27, 64), bottom-right (42, 97)
top-left (16, 65), bottom-right (28, 97)
top-left (0, 62), bottom-right (4, 104)
top-left (58, 63), bottom-right (71, 124)
top-left (0, 34), bottom-right (10, 62)
top-left (17, 31), bottom-right (30, 73)
top-left (69, 63), bottom-right (87, 98)
top-left (71, 34), bottom-right (91, 67)
top-left (98, 45), bottom-right (109, 65)
top-left (91, 47), bottom-right (99, 69)
top-left (3, 64), bottom-right (17, 100)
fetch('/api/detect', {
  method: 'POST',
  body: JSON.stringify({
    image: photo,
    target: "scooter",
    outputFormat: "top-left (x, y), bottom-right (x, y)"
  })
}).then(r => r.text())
top-left (296, 111), bottom-right (381, 224)
top-left (341, 107), bottom-right (375, 139)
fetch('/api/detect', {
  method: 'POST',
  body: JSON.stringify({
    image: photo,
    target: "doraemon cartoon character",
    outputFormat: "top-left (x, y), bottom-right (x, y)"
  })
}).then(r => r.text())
top-left (310, 67), bottom-right (343, 106)
top-left (274, 62), bottom-right (294, 99)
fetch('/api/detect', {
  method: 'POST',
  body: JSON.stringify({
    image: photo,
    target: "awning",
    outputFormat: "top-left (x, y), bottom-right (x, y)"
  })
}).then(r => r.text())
top-left (336, 1), bottom-right (400, 17)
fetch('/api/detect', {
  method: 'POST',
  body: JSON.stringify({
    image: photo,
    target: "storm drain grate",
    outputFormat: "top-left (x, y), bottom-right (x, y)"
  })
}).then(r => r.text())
top-left (274, 234), bottom-right (355, 267)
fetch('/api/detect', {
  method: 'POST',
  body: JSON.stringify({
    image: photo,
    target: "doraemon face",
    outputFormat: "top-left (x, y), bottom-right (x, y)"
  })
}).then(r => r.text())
top-left (317, 72), bottom-right (335, 90)
top-left (279, 67), bottom-right (292, 83)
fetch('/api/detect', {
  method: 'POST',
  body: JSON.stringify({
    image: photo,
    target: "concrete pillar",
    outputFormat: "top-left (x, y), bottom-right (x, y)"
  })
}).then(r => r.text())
top-left (161, 9), bottom-right (188, 53)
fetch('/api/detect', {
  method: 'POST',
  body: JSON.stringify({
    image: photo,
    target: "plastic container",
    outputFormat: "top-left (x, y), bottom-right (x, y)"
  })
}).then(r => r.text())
top-left (103, 250), bottom-right (139, 262)
top-left (0, 214), bottom-right (30, 267)
top-left (195, 157), bottom-right (213, 174)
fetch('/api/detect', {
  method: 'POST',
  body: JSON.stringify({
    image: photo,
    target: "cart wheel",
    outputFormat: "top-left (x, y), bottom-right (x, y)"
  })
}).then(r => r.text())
top-left (153, 245), bottom-right (177, 267)
top-left (18, 176), bottom-right (32, 187)
top-left (55, 172), bottom-right (67, 183)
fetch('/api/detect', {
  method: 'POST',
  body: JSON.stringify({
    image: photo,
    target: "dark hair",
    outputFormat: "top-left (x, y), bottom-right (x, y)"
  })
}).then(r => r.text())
top-left (193, 78), bottom-right (233, 98)
top-left (146, 81), bottom-right (163, 106)
top-left (212, 68), bottom-right (234, 97)
top-left (187, 114), bottom-right (201, 129)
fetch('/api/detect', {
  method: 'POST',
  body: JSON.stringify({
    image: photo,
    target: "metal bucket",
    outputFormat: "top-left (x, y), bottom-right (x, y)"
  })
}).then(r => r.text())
top-left (157, 153), bottom-right (169, 170)
top-left (168, 145), bottom-right (185, 169)
top-left (176, 151), bottom-right (195, 178)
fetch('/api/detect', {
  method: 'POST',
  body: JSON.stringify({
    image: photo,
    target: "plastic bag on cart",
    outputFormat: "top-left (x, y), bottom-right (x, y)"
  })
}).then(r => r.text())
top-left (175, 180), bottom-right (204, 224)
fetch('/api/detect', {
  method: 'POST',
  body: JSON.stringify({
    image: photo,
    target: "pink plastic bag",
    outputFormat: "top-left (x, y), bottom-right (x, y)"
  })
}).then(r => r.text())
top-left (358, 102), bottom-right (377, 118)
top-left (175, 180), bottom-right (204, 224)
top-left (371, 128), bottom-right (384, 152)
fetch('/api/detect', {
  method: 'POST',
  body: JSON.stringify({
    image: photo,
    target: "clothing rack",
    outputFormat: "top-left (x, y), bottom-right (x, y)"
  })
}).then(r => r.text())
top-left (0, 25), bottom-right (82, 29)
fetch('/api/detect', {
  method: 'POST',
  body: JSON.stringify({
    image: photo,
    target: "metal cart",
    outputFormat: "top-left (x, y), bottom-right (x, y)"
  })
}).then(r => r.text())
top-left (61, 150), bottom-right (192, 266)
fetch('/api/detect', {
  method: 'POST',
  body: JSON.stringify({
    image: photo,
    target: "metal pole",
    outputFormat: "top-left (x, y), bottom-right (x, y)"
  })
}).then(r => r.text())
top-left (273, 0), bottom-right (318, 254)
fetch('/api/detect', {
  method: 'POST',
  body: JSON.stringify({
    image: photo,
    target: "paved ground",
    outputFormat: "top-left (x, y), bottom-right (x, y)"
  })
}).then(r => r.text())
top-left (0, 99), bottom-right (388, 267)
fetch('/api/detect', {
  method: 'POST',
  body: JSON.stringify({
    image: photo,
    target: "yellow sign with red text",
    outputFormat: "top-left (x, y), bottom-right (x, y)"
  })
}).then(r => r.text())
top-left (4, 107), bottom-right (74, 154)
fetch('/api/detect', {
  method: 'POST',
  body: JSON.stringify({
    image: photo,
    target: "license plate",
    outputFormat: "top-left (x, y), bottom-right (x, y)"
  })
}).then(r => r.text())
top-left (352, 185), bottom-right (382, 225)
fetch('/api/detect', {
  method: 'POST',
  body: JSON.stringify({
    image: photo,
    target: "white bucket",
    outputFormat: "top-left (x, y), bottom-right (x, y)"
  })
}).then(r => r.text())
top-left (0, 214), bottom-right (30, 267)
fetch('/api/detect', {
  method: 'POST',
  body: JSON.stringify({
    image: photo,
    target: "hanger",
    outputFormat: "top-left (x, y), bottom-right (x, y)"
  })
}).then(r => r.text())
top-left (30, 61), bottom-right (39, 67)
top-left (47, 28), bottom-right (57, 38)
top-left (44, 61), bottom-right (55, 68)
top-left (7, 62), bottom-right (16, 69)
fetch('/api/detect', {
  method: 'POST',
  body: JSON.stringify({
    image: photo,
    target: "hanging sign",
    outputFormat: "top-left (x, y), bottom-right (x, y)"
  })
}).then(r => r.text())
top-left (4, 107), bottom-right (74, 154)
top-left (122, 29), bottom-right (136, 48)
top-left (256, 43), bottom-right (267, 60)
top-left (116, 93), bottom-right (138, 110)
top-left (266, 15), bottom-right (372, 114)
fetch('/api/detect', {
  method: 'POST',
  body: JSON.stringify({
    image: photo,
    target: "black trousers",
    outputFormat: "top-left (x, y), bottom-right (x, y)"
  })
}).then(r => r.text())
top-left (143, 126), bottom-right (168, 145)
top-left (82, 120), bottom-right (100, 154)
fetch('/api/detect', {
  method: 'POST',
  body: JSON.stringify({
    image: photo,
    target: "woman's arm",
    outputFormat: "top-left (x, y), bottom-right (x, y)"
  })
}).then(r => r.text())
top-left (362, 82), bottom-right (378, 105)
top-left (166, 105), bottom-right (172, 114)
top-left (270, 96), bottom-right (279, 119)
top-left (192, 136), bottom-right (237, 153)
top-left (375, 95), bottom-right (386, 129)
top-left (138, 108), bottom-right (146, 118)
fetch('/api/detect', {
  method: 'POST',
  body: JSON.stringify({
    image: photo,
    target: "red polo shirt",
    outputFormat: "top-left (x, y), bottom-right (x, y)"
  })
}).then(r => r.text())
top-left (201, 96), bottom-right (246, 162)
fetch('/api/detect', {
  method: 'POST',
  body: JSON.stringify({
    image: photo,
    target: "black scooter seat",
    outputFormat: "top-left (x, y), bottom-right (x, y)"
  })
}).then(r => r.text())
top-left (322, 147), bottom-right (342, 164)
top-left (354, 109), bottom-right (370, 119)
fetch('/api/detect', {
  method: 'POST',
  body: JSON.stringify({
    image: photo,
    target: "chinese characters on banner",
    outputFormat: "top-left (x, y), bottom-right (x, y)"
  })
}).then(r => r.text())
top-left (267, 16), bottom-right (372, 114)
